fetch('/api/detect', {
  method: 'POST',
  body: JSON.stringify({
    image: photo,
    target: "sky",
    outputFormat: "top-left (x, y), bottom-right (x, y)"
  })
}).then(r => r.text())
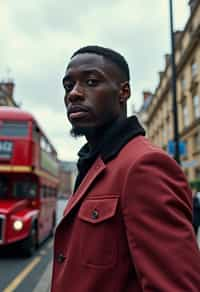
top-left (0, 0), bottom-right (190, 161)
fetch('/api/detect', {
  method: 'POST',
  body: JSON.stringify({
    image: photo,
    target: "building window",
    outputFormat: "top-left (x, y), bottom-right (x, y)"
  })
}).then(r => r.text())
top-left (189, 23), bottom-right (193, 33)
top-left (184, 169), bottom-right (188, 178)
top-left (161, 125), bottom-right (166, 144)
top-left (193, 132), bottom-right (200, 152)
top-left (182, 100), bottom-right (189, 127)
top-left (180, 76), bottom-right (186, 91)
top-left (191, 61), bottom-right (198, 78)
top-left (166, 117), bottom-right (171, 138)
top-left (193, 95), bottom-right (200, 119)
top-left (196, 168), bottom-right (200, 179)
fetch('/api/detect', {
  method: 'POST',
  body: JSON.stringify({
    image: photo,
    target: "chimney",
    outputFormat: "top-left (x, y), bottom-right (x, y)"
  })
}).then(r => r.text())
top-left (188, 0), bottom-right (198, 12)
top-left (0, 81), bottom-right (15, 98)
top-left (143, 91), bottom-right (152, 102)
top-left (165, 54), bottom-right (170, 66)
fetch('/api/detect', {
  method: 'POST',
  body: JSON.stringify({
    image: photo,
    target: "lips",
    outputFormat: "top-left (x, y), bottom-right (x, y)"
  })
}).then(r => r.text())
top-left (67, 105), bottom-right (89, 120)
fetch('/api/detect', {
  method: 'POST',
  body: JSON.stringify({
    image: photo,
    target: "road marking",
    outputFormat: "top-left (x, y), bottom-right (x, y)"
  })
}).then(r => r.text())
top-left (3, 256), bottom-right (41, 292)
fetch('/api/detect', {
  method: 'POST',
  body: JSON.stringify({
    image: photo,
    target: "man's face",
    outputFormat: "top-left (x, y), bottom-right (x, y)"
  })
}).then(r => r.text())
top-left (63, 53), bottom-right (126, 137)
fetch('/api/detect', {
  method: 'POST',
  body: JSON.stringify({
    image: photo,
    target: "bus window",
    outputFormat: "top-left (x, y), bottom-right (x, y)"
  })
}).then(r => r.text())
top-left (0, 121), bottom-right (28, 137)
top-left (13, 181), bottom-right (37, 199)
top-left (40, 185), bottom-right (47, 198)
top-left (0, 177), bottom-right (8, 198)
top-left (32, 124), bottom-right (40, 143)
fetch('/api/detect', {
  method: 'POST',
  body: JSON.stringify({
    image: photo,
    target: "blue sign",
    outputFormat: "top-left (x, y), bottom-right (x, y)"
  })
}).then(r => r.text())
top-left (167, 140), bottom-right (187, 156)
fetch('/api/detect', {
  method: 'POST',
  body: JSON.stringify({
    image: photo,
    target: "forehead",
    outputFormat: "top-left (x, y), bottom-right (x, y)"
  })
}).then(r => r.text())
top-left (65, 53), bottom-right (120, 77)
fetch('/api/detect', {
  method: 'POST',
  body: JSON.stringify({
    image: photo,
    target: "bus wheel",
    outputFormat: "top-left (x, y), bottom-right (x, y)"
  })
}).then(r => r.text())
top-left (23, 226), bottom-right (37, 257)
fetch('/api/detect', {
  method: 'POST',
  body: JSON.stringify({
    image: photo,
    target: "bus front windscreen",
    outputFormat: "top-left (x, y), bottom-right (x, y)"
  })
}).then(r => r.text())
top-left (13, 181), bottom-right (37, 199)
top-left (0, 177), bottom-right (37, 199)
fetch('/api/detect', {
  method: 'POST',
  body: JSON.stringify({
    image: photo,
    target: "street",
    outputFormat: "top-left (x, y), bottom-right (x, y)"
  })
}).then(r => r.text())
top-left (0, 198), bottom-right (68, 292)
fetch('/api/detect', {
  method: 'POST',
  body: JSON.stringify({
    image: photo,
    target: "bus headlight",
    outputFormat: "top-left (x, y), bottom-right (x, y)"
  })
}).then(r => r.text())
top-left (13, 220), bottom-right (24, 231)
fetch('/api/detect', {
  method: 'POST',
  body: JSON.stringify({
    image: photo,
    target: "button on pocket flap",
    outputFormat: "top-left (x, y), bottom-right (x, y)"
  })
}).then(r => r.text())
top-left (78, 198), bottom-right (119, 224)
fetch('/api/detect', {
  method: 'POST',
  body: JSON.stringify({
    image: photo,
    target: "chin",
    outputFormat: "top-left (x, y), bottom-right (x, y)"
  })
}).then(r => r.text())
top-left (70, 126), bottom-right (96, 138)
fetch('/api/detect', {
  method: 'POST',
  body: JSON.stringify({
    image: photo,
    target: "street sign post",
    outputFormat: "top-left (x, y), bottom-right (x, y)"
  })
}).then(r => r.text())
top-left (167, 140), bottom-right (186, 156)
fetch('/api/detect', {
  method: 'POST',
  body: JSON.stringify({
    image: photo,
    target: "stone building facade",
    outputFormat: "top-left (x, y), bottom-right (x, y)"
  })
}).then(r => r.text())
top-left (139, 0), bottom-right (200, 183)
top-left (58, 160), bottom-right (77, 199)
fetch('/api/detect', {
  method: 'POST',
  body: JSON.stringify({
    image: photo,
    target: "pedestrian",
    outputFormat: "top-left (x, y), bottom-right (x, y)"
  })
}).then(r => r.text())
top-left (193, 190), bottom-right (200, 235)
top-left (51, 45), bottom-right (200, 291)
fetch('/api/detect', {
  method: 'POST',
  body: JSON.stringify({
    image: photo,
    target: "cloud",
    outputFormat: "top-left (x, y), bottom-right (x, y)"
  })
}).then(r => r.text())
top-left (0, 0), bottom-right (190, 160)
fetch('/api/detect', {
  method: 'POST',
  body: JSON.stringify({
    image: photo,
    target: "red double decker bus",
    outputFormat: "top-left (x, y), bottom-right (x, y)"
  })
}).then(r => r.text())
top-left (0, 107), bottom-right (59, 256)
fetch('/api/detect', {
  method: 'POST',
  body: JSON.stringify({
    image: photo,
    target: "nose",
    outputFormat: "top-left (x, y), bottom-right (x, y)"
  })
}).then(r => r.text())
top-left (65, 82), bottom-right (84, 104)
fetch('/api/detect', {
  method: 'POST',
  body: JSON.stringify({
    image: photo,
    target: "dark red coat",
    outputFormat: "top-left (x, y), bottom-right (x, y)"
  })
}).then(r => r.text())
top-left (51, 136), bottom-right (200, 291)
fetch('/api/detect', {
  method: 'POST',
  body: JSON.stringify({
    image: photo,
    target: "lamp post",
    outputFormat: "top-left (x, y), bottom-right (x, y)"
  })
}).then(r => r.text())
top-left (169, 0), bottom-right (180, 164)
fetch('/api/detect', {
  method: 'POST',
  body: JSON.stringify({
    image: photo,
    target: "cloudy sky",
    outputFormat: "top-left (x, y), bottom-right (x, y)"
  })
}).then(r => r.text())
top-left (0, 0), bottom-right (190, 161)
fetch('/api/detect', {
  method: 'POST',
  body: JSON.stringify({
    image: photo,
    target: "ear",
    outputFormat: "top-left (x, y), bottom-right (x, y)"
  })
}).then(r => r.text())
top-left (119, 81), bottom-right (130, 103)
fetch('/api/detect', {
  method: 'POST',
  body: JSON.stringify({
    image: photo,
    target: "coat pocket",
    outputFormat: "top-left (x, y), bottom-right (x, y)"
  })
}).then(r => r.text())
top-left (78, 197), bottom-right (119, 268)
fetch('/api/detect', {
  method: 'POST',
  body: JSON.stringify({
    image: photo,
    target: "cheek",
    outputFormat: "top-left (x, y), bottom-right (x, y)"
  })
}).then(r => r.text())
top-left (95, 97), bottom-right (120, 122)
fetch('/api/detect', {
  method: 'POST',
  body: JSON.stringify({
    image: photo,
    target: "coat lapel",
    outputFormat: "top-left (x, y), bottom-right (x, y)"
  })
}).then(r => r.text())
top-left (63, 157), bottom-right (106, 218)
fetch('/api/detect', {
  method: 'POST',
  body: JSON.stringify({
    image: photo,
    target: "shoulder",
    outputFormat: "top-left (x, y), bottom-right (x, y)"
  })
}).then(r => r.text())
top-left (118, 136), bottom-right (190, 197)
top-left (119, 135), bottom-right (178, 170)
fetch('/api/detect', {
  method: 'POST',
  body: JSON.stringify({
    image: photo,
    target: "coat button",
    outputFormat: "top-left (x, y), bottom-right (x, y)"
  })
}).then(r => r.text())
top-left (56, 253), bottom-right (66, 263)
top-left (95, 163), bottom-right (100, 170)
top-left (91, 209), bottom-right (99, 219)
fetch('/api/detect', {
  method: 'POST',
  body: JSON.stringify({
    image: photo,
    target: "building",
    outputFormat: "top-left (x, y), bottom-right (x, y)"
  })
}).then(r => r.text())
top-left (0, 81), bottom-right (17, 107)
top-left (58, 160), bottom-right (77, 198)
top-left (138, 91), bottom-right (153, 132)
top-left (139, 0), bottom-right (200, 185)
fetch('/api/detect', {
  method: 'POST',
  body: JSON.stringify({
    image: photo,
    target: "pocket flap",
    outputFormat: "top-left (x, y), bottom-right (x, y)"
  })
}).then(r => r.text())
top-left (78, 198), bottom-right (119, 224)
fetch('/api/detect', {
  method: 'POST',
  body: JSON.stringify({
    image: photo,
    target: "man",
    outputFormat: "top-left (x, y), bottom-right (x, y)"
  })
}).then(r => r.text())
top-left (51, 46), bottom-right (200, 291)
top-left (193, 191), bottom-right (200, 235)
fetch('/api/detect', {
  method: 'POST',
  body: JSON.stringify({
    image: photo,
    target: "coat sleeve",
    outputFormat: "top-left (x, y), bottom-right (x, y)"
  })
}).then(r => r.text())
top-left (121, 151), bottom-right (200, 291)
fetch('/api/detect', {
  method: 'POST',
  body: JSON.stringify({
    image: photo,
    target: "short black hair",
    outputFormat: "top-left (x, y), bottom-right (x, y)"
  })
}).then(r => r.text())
top-left (71, 45), bottom-right (130, 81)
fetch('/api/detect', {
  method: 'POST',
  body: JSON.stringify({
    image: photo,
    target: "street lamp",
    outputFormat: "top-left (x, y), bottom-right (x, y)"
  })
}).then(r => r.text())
top-left (169, 0), bottom-right (180, 164)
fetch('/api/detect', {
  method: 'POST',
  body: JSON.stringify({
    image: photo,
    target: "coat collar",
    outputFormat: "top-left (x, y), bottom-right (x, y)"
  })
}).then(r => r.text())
top-left (78, 115), bottom-right (145, 163)
top-left (100, 115), bottom-right (145, 162)
top-left (63, 157), bottom-right (106, 218)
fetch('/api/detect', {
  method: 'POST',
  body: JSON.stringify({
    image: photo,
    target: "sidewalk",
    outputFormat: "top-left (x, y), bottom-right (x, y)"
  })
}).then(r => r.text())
top-left (32, 261), bottom-right (52, 292)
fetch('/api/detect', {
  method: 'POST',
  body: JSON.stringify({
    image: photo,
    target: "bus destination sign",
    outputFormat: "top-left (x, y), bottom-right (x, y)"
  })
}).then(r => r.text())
top-left (0, 141), bottom-right (13, 159)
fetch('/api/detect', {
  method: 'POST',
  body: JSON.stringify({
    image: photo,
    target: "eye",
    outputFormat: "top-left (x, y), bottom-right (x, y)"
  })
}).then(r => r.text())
top-left (63, 81), bottom-right (74, 93)
top-left (86, 79), bottom-right (99, 86)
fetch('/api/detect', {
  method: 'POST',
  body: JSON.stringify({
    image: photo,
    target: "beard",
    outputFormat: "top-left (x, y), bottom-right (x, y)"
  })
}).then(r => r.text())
top-left (70, 118), bottom-right (115, 138)
top-left (70, 126), bottom-right (97, 138)
top-left (70, 114), bottom-right (121, 139)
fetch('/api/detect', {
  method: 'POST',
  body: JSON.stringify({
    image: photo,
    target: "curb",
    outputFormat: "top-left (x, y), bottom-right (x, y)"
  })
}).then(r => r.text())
top-left (32, 261), bottom-right (52, 292)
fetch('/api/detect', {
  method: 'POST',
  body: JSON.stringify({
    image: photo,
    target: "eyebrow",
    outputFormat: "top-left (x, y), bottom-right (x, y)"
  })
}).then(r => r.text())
top-left (62, 68), bottom-right (106, 84)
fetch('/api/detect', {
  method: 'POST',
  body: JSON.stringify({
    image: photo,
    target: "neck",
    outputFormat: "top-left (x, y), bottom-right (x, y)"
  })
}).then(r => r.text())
top-left (86, 133), bottom-right (101, 150)
top-left (86, 114), bottom-right (127, 149)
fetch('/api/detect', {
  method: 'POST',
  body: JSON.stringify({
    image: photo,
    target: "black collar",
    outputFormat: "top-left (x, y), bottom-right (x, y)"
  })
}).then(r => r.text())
top-left (100, 115), bottom-right (145, 162)
top-left (73, 116), bottom-right (145, 192)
